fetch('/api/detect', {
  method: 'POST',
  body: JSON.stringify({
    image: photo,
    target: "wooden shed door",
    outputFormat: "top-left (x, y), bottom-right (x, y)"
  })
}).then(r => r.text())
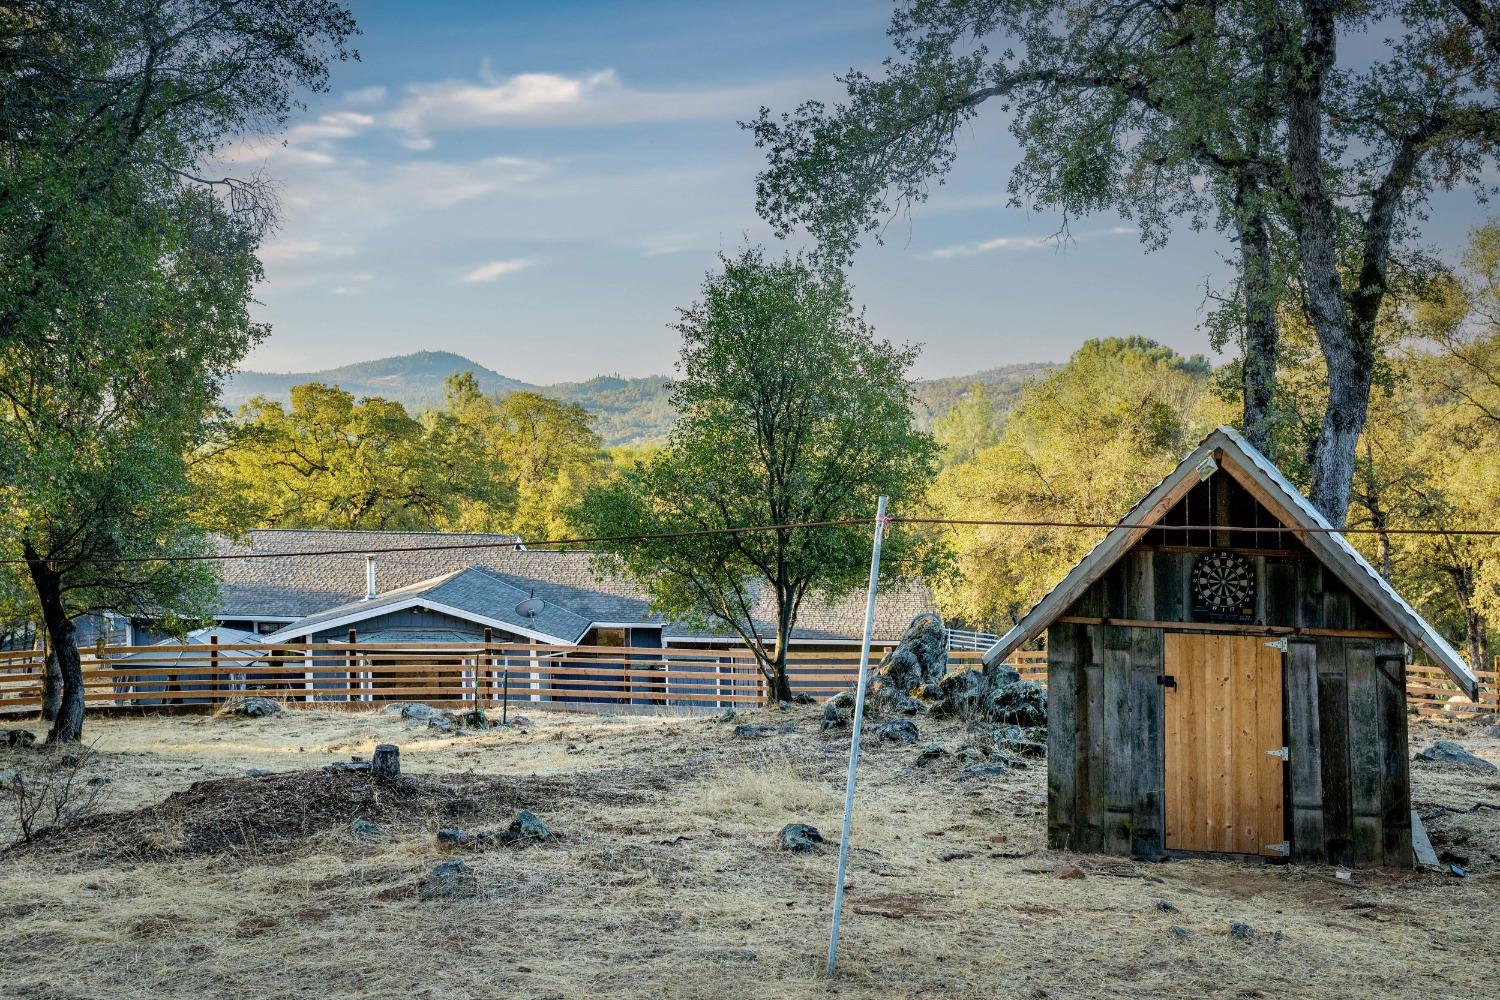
top-left (1164, 633), bottom-right (1285, 856)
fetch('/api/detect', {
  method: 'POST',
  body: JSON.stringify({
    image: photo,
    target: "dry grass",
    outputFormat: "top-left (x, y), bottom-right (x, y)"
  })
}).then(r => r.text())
top-left (0, 706), bottom-right (1497, 1000)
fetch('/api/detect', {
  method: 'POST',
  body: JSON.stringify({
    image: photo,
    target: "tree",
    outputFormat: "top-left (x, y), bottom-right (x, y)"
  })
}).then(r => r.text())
top-left (929, 338), bottom-right (1229, 630)
top-left (0, 3), bottom-right (357, 742)
top-left (747, 0), bottom-right (1500, 523)
top-left (574, 248), bottom-right (945, 701)
top-left (441, 374), bottom-right (606, 540)
top-left (195, 383), bottom-right (508, 532)
top-left (933, 384), bottom-right (1002, 467)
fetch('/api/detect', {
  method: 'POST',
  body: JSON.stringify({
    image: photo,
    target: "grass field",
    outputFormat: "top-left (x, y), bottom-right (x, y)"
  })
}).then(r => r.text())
top-left (1, 704), bottom-right (1497, 1000)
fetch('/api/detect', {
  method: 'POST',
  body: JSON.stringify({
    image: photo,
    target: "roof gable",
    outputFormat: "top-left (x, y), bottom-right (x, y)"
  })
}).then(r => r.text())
top-left (981, 426), bottom-right (1478, 698)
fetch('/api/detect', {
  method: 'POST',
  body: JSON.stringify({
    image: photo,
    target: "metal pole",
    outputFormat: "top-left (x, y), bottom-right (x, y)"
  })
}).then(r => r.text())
top-left (826, 495), bottom-right (889, 977)
top-left (502, 667), bottom-right (509, 725)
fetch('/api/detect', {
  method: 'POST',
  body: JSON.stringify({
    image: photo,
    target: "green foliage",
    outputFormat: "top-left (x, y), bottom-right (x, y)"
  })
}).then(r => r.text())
top-left (929, 338), bottom-right (1230, 631)
top-left (574, 248), bottom-right (946, 698)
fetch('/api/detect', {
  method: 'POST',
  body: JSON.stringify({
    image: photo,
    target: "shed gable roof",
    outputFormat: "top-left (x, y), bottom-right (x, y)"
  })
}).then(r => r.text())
top-left (980, 426), bottom-right (1478, 699)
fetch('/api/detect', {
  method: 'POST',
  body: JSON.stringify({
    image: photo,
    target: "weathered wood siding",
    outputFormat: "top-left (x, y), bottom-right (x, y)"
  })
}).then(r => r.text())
top-left (1045, 472), bottom-right (1413, 867)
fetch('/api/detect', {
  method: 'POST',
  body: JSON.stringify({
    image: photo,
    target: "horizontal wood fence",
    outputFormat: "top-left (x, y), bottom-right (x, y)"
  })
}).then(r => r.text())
top-left (0, 641), bottom-right (1487, 719)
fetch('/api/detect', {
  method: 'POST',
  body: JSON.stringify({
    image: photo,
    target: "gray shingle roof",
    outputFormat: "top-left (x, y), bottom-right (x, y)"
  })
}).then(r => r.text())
top-left (215, 529), bottom-right (935, 642)
top-left (260, 566), bottom-right (594, 644)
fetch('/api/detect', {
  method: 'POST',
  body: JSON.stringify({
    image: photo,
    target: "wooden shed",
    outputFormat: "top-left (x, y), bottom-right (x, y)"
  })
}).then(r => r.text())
top-left (981, 427), bottom-right (1477, 867)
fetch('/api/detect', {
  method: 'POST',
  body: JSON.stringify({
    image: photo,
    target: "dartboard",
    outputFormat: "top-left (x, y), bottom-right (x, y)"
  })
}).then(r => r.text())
top-left (1190, 550), bottom-right (1256, 622)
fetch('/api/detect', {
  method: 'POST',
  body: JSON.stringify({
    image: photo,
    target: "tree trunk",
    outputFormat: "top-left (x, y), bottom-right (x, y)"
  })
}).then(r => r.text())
top-left (1448, 564), bottom-right (1491, 675)
top-left (1305, 331), bottom-right (1373, 525)
top-left (40, 650), bottom-right (62, 722)
top-left (22, 542), bottom-right (84, 742)
top-left (1236, 199), bottom-right (1279, 453)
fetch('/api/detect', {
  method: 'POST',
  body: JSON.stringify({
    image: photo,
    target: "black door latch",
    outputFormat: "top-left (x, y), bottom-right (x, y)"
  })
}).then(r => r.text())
top-left (1157, 674), bottom-right (1177, 689)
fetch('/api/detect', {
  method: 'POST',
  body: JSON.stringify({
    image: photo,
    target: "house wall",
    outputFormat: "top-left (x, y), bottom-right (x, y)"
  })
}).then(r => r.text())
top-left (1046, 473), bottom-right (1412, 868)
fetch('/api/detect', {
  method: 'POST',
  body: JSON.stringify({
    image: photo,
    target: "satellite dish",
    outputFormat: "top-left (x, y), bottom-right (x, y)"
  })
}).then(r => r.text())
top-left (515, 594), bottom-right (543, 620)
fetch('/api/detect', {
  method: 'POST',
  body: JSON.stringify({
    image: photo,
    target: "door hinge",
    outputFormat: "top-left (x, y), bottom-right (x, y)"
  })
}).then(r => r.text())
top-left (1156, 674), bottom-right (1177, 689)
top-left (1265, 746), bottom-right (1289, 761)
top-left (1264, 840), bottom-right (1290, 856)
top-left (1264, 637), bottom-right (1288, 652)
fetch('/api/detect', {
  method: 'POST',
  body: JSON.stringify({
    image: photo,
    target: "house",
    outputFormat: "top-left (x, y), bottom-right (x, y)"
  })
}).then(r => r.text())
top-left (199, 529), bottom-right (935, 652)
top-left (981, 427), bottom-right (1476, 868)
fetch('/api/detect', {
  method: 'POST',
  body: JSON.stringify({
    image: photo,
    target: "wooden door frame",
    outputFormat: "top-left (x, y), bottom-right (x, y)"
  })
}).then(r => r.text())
top-left (1161, 629), bottom-right (1290, 860)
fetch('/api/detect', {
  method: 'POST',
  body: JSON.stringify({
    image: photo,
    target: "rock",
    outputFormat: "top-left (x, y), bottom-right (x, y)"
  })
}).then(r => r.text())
top-left (873, 612), bottom-right (949, 691)
top-left (821, 701), bottom-right (849, 731)
top-left (1415, 740), bottom-right (1498, 774)
top-left (988, 680), bottom-right (1047, 726)
top-left (791, 693), bottom-right (816, 705)
top-left (371, 743), bottom-right (400, 780)
top-left (716, 708), bottom-right (737, 723)
top-left (350, 818), bottom-right (383, 837)
top-left (925, 669), bottom-right (990, 719)
top-left (321, 760), bottom-right (371, 773)
top-left (443, 797), bottom-right (480, 816)
top-left (459, 709), bottom-right (489, 729)
top-left (218, 697), bottom-right (281, 718)
top-left (420, 859), bottom-right (479, 900)
top-left (59, 752), bottom-right (80, 768)
top-left (244, 768), bottom-right (273, 778)
top-left (983, 663), bottom-right (1022, 688)
top-left (777, 823), bottom-right (825, 852)
top-left (955, 745), bottom-right (986, 763)
top-left (733, 724), bottom-right (775, 740)
top-left (915, 744), bottom-right (947, 767)
top-left (377, 703), bottom-right (406, 715)
top-left (1156, 899), bottom-right (1180, 914)
top-left (958, 762), bottom-right (1010, 781)
top-left (500, 810), bottom-right (552, 845)
top-left (400, 703), bottom-right (438, 720)
top-left (87, 775), bottom-right (110, 786)
top-left (777, 700), bottom-right (791, 711)
top-left (3, 729), bottom-right (36, 749)
top-left (1052, 863), bottom-right (1086, 880)
top-left (427, 713), bottom-right (457, 734)
top-left (872, 718), bottom-right (920, 744)
top-left (1229, 922), bottom-right (1255, 942)
top-left (1168, 926), bottom-right (1191, 941)
top-left (437, 828), bottom-right (477, 849)
top-left (826, 691), bottom-right (855, 712)
top-left (510, 715), bottom-right (532, 727)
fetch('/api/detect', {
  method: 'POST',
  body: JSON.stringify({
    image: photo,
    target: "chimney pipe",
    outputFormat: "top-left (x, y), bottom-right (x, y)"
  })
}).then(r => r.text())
top-left (364, 554), bottom-right (377, 600)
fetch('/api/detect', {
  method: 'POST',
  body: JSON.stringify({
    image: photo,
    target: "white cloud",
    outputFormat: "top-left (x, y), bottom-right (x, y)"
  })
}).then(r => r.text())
top-left (461, 258), bottom-right (534, 283)
top-left (343, 85), bottom-right (388, 106)
top-left (258, 240), bottom-right (357, 263)
top-left (928, 225), bottom-right (1137, 259)
top-left (219, 111), bottom-right (375, 168)
top-left (385, 68), bottom-right (796, 139)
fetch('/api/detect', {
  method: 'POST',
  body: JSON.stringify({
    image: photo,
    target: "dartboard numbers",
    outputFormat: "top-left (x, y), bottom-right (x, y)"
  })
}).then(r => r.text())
top-left (1190, 550), bottom-right (1256, 623)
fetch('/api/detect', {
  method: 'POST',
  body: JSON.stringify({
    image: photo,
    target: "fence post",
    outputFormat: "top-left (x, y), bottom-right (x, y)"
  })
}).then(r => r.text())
top-left (483, 628), bottom-right (494, 703)
top-left (827, 495), bottom-right (889, 977)
top-left (209, 633), bottom-right (220, 707)
top-left (347, 629), bottom-right (357, 704)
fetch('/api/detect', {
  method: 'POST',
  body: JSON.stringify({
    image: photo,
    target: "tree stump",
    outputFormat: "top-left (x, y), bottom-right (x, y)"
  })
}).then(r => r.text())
top-left (372, 743), bottom-right (400, 779)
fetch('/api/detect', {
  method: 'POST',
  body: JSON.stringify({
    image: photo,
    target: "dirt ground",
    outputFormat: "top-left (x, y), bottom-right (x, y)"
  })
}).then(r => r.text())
top-left (1, 704), bottom-right (1497, 1000)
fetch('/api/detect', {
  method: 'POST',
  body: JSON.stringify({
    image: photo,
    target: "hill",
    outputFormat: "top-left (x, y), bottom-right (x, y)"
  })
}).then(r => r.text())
top-left (223, 352), bottom-right (1055, 447)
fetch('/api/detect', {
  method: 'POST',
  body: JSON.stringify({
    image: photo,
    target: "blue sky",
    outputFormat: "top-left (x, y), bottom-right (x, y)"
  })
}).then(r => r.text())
top-left (237, 0), bottom-right (1488, 384)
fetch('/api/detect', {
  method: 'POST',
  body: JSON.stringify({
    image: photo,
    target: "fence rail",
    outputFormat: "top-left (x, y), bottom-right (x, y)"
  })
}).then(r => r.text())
top-left (0, 641), bottom-right (1488, 719)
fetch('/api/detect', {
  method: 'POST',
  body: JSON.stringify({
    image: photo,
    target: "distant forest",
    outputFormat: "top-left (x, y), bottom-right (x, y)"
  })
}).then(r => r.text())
top-left (223, 350), bottom-right (1055, 446)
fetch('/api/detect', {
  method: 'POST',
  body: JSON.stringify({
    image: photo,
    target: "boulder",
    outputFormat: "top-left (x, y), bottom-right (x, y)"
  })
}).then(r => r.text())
top-left (3, 729), bottom-right (37, 748)
top-left (218, 697), bottom-right (281, 719)
top-left (1415, 740), bottom-right (1498, 774)
top-left (1052, 863), bottom-right (1086, 880)
top-left (500, 810), bottom-right (552, 845)
top-left (915, 744), bottom-right (947, 767)
top-left (716, 708), bottom-right (738, 723)
top-left (820, 701), bottom-right (849, 731)
top-left (733, 724), bottom-right (775, 740)
top-left (244, 768), bottom-right (274, 778)
top-left (958, 762), bottom-right (1010, 781)
top-left (925, 669), bottom-right (990, 720)
top-left (777, 823), bottom-right (825, 852)
top-left (400, 703), bottom-right (439, 720)
top-left (420, 859), bottom-right (480, 901)
top-left (350, 818), bottom-right (383, 838)
top-left (791, 693), bottom-right (817, 706)
top-left (988, 680), bottom-right (1047, 726)
top-left (437, 828), bottom-right (478, 849)
top-left (872, 718), bottom-right (920, 745)
top-left (873, 612), bottom-right (948, 691)
top-left (826, 690), bottom-right (855, 712)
